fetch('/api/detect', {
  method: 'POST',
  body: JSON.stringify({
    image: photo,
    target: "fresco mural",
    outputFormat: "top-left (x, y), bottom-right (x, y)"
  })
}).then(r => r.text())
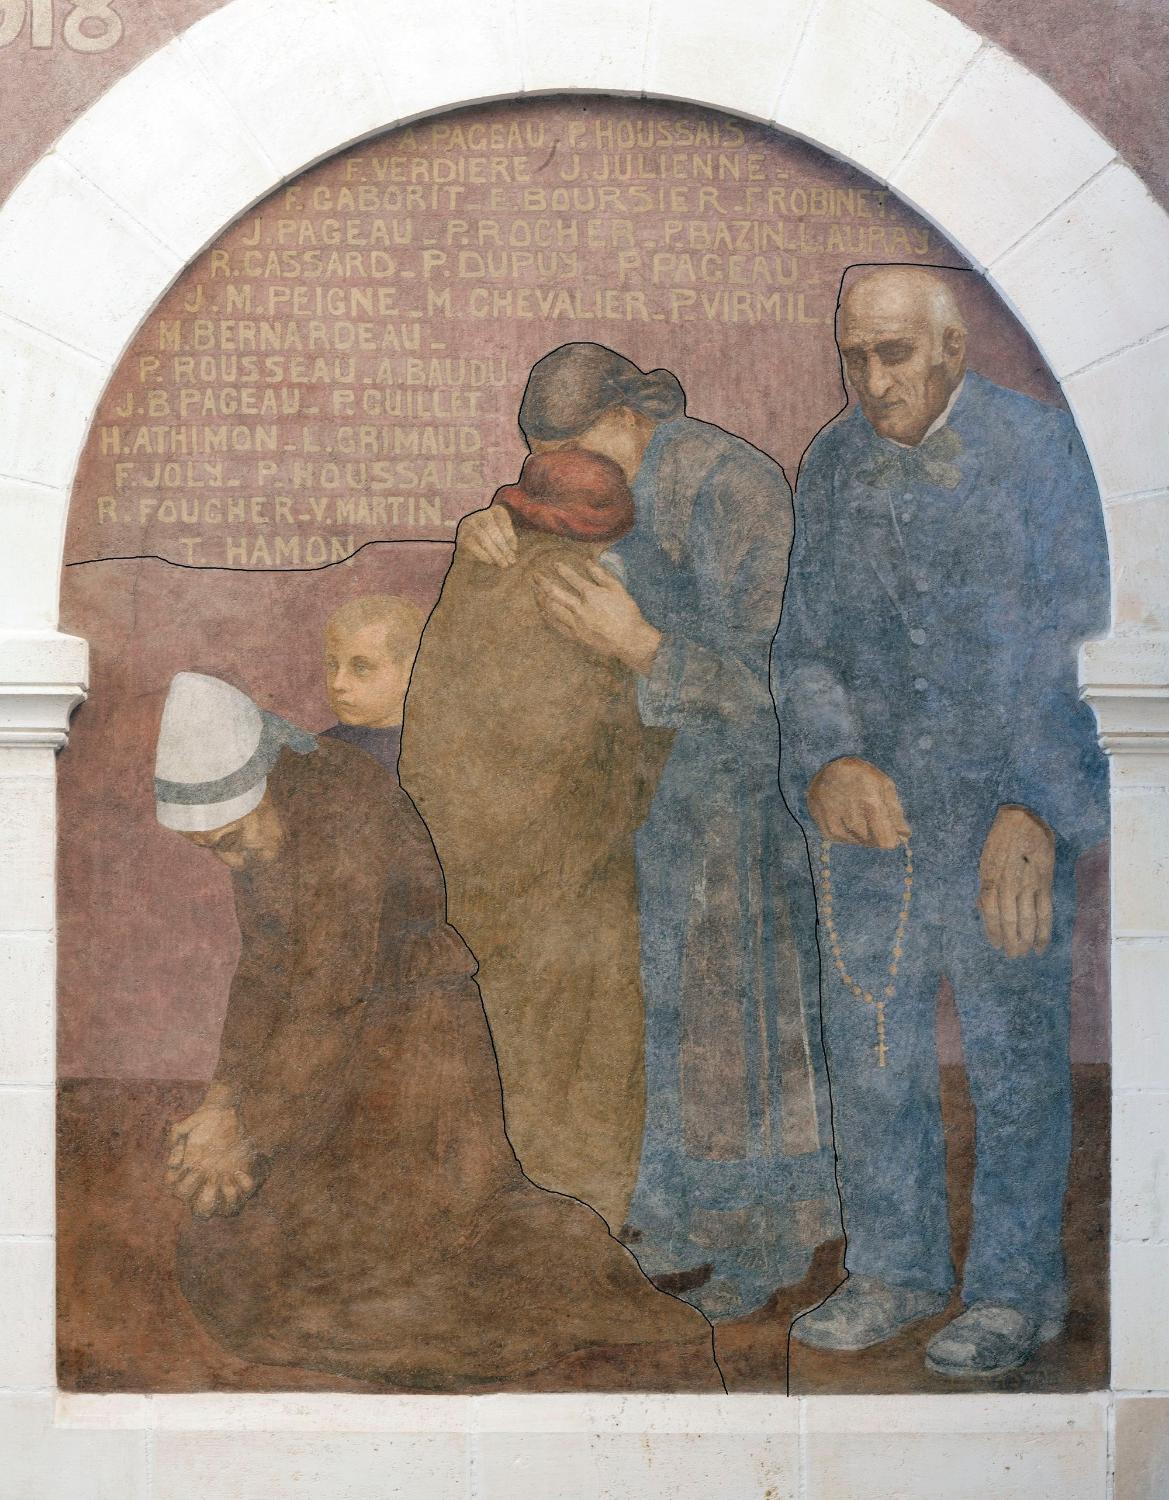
top-left (57, 96), bottom-right (1110, 1396)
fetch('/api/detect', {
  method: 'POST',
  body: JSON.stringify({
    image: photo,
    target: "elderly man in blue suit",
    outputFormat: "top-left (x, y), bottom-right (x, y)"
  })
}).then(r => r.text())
top-left (775, 265), bottom-right (1108, 1379)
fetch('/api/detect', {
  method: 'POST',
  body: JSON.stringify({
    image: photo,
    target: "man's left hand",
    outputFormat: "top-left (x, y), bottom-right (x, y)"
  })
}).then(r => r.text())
top-left (978, 805), bottom-right (1056, 959)
top-left (533, 561), bottom-right (662, 674)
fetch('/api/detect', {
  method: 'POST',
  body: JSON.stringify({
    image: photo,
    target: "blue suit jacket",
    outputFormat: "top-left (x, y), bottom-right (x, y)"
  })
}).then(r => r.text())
top-left (775, 372), bottom-right (1109, 854)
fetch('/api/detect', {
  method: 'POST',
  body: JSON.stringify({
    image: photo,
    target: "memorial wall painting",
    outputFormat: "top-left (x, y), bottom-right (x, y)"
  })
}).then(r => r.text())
top-left (57, 96), bottom-right (1110, 1397)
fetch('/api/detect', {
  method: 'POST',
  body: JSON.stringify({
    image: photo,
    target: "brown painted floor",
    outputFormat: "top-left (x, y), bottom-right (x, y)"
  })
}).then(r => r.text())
top-left (58, 1066), bottom-right (1108, 1394)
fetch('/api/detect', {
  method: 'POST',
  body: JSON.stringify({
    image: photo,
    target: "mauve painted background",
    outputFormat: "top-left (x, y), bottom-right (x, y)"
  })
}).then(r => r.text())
top-left (0, 0), bottom-right (1166, 209)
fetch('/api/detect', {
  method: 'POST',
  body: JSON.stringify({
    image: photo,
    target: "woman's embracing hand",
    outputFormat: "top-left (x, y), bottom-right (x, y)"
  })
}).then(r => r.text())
top-left (533, 560), bottom-right (662, 674)
top-left (456, 505), bottom-right (518, 567)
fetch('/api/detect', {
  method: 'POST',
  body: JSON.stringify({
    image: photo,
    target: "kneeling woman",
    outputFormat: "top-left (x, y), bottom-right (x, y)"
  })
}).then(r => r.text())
top-left (156, 672), bottom-right (719, 1391)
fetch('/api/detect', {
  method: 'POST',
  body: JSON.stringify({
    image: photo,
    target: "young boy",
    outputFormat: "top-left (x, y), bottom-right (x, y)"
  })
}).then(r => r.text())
top-left (322, 594), bottom-right (426, 778)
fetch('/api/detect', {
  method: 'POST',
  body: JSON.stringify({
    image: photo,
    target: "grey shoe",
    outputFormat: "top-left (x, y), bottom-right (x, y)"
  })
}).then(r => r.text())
top-left (924, 1302), bottom-right (1063, 1378)
top-left (791, 1274), bottom-right (950, 1352)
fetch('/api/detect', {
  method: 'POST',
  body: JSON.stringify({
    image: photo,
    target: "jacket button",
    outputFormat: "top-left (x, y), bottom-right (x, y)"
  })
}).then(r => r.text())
top-left (913, 677), bottom-right (928, 691)
top-left (909, 628), bottom-right (927, 645)
top-left (917, 734), bottom-right (933, 750)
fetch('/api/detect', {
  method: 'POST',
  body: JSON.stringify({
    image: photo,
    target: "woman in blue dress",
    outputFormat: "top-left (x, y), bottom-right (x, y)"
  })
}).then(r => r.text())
top-left (458, 342), bottom-right (838, 1318)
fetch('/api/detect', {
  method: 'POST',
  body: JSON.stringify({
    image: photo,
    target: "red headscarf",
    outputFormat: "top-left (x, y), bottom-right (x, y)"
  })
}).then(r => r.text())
top-left (493, 449), bottom-right (635, 545)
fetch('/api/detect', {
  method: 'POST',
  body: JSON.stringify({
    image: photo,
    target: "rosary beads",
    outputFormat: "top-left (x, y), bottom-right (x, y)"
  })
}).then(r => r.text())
top-left (817, 837), bottom-right (914, 1068)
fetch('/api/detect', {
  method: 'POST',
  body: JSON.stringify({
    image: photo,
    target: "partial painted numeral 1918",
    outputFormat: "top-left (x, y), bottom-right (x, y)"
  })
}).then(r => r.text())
top-left (0, 0), bottom-right (123, 52)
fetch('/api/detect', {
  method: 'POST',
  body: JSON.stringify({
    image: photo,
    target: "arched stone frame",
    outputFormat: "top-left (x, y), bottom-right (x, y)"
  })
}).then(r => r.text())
top-left (1, 0), bottom-right (1167, 1485)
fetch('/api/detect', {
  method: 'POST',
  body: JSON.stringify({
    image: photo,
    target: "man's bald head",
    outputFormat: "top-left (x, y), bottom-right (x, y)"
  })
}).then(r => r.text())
top-left (838, 267), bottom-right (968, 445)
top-left (842, 266), bottom-right (966, 338)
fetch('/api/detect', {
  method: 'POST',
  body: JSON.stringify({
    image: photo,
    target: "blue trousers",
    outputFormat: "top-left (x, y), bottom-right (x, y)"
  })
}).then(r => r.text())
top-left (819, 838), bottom-right (1074, 1322)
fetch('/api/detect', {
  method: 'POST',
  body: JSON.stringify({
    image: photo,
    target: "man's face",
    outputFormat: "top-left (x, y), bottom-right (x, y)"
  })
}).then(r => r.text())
top-left (182, 798), bottom-right (284, 871)
top-left (839, 288), bottom-right (964, 445)
top-left (326, 621), bottom-right (413, 728)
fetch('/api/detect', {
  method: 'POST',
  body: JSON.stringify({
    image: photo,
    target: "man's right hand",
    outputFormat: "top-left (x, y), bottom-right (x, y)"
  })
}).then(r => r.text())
top-left (807, 756), bottom-right (911, 849)
top-left (456, 505), bottom-right (517, 567)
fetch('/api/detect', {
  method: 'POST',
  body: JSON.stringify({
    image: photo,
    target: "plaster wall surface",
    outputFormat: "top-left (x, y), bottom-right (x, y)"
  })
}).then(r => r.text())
top-left (1, 0), bottom-right (1167, 1495)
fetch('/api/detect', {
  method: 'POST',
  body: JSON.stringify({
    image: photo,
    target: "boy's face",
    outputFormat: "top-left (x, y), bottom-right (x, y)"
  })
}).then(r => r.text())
top-left (325, 621), bottom-right (413, 728)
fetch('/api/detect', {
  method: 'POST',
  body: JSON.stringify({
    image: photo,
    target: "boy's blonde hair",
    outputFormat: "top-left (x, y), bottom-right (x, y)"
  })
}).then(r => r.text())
top-left (325, 595), bottom-right (426, 660)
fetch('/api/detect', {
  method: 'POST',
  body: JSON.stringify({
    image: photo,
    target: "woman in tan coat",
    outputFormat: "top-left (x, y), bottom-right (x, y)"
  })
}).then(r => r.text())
top-left (400, 449), bottom-right (668, 1231)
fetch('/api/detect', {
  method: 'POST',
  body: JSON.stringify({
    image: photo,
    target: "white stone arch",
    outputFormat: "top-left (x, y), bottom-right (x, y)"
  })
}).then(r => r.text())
top-left (1, 0), bottom-right (1167, 1482)
top-left (1, 0), bottom-right (1167, 651)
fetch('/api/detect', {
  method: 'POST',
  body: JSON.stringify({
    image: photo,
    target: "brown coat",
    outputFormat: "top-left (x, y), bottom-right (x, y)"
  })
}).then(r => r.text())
top-left (177, 739), bottom-right (715, 1390)
top-left (400, 532), bottom-right (671, 1229)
